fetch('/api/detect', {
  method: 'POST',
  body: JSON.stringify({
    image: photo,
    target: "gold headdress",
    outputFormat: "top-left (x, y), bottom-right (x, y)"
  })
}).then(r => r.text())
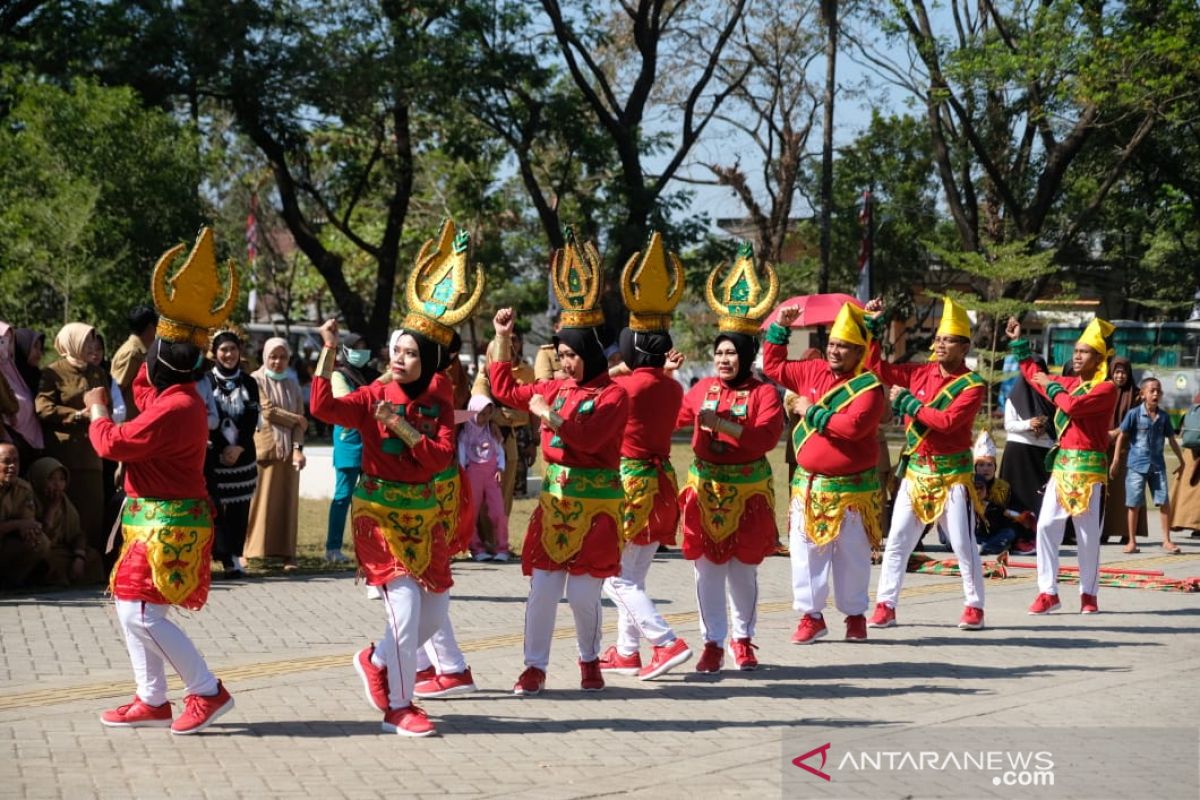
top-left (551, 228), bottom-right (605, 329)
top-left (152, 227), bottom-right (239, 348)
top-left (705, 242), bottom-right (778, 336)
top-left (621, 232), bottom-right (684, 332)
top-left (400, 219), bottom-right (486, 347)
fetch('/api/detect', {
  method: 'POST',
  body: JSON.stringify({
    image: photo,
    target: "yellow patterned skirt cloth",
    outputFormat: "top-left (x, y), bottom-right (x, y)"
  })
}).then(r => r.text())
top-left (1051, 448), bottom-right (1108, 517)
top-left (791, 467), bottom-right (882, 547)
top-left (904, 450), bottom-right (980, 525)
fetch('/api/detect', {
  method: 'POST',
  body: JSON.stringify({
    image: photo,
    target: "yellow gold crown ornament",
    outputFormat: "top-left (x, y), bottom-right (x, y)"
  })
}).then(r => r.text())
top-left (400, 219), bottom-right (486, 347)
top-left (621, 231), bottom-right (684, 332)
top-left (705, 242), bottom-right (778, 336)
top-left (152, 227), bottom-right (239, 348)
top-left (551, 228), bottom-right (605, 329)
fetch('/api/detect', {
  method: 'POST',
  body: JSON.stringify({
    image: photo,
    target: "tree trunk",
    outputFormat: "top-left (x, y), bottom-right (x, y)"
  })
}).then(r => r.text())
top-left (818, 0), bottom-right (838, 293)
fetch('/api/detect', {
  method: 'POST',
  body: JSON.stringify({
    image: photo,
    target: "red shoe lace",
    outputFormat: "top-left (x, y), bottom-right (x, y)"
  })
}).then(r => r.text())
top-left (181, 693), bottom-right (206, 721)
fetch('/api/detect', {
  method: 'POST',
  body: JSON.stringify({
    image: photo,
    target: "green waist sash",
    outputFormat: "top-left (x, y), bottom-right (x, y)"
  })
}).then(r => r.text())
top-left (1051, 448), bottom-right (1107, 475)
top-left (905, 450), bottom-right (973, 477)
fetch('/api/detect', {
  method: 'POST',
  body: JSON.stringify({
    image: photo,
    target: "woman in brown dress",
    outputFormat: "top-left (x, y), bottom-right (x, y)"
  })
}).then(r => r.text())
top-left (244, 337), bottom-right (306, 568)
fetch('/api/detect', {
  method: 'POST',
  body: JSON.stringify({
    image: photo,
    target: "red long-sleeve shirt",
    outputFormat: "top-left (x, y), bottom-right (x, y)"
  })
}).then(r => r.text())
top-left (89, 370), bottom-right (208, 500)
top-left (489, 361), bottom-right (628, 469)
top-left (762, 340), bottom-right (884, 475)
top-left (865, 343), bottom-right (983, 456)
top-left (1018, 359), bottom-right (1116, 452)
top-left (310, 370), bottom-right (455, 483)
top-left (675, 377), bottom-right (784, 464)
top-left (613, 368), bottom-right (684, 460)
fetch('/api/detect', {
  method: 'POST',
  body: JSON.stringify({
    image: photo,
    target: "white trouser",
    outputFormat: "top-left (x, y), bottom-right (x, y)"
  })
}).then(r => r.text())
top-left (693, 556), bottom-right (758, 646)
top-left (603, 542), bottom-right (677, 654)
top-left (523, 568), bottom-right (604, 670)
top-left (416, 616), bottom-right (468, 675)
top-left (115, 599), bottom-right (217, 706)
top-left (368, 576), bottom-right (450, 710)
top-left (875, 480), bottom-right (985, 609)
top-left (789, 498), bottom-right (872, 618)
top-left (1036, 479), bottom-right (1103, 596)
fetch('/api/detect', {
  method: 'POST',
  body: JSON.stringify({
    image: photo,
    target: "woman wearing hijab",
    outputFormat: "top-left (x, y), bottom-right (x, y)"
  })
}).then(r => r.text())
top-left (1102, 357), bottom-right (1146, 545)
top-left (488, 233), bottom-right (628, 697)
top-left (34, 323), bottom-right (109, 553)
top-left (1170, 390), bottom-right (1200, 535)
top-left (1, 323), bottom-right (46, 472)
top-left (676, 247), bottom-right (783, 673)
top-left (244, 337), bottom-right (307, 569)
top-left (324, 334), bottom-right (378, 563)
top-left (206, 332), bottom-right (261, 577)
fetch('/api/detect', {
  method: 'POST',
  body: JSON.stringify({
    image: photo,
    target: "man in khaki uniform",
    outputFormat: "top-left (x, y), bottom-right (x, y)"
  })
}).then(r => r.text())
top-left (472, 330), bottom-right (535, 519)
top-left (109, 306), bottom-right (158, 421)
top-left (0, 443), bottom-right (49, 588)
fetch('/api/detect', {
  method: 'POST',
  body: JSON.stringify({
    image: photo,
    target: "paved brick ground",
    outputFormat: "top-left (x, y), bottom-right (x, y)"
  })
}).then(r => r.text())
top-left (1, 528), bottom-right (1197, 799)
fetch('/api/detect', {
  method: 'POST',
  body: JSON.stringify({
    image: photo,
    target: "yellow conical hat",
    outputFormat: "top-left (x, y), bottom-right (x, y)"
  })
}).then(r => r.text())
top-left (152, 227), bottom-right (239, 348)
top-left (829, 302), bottom-right (869, 347)
top-left (1077, 318), bottom-right (1116, 383)
top-left (621, 232), bottom-right (684, 332)
top-left (935, 295), bottom-right (972, 339)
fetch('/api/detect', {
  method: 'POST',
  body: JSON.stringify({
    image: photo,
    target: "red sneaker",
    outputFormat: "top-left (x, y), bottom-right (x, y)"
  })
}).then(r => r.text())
top-left (414, 668), bottom-right (477, 699)
top-left (353, 644), bottom-right (389, 711)
top-left (381, 704), bottom-right (436, 737)
top-left (579, 658), bottom-right (605, 692)
top-left (868, 602), bottom-right (896, 628)
top-left (638, 638), bottom-right (692, 681)
top-left (100, 696), bottom-right (172, 728)
top-left (171, 681), bottom-right (234, 735)
top-left (1080, 593), bottom-right (1099, 614)
top-left (1027, 593), bottom-right (1062, 615)
top-left (844, 615), bottom-right (867, 641)
top-left (694, 641), bottom-right (724, 673)
top-left (791, 615), bottom-right (828, 644)
top-left (958, 606), bottom-right (985, 630)
top-left (415, 665), bottom-right (436, 683)
top-left (513, 666), bottom-right (546, 696)
top-left (728, 638), bottom-right (759, 671)
top-left (598, 645), bottom-right (642, 676)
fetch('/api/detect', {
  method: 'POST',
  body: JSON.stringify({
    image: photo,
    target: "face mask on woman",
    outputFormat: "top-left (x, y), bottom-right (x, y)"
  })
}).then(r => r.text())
top-left (346, 349), bottom-right (371, 368)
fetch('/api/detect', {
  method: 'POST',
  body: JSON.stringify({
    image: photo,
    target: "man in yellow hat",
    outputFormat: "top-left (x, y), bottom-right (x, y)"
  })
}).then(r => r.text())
top-left (863, 296), bottom-right (988, 631)
top-left (763, 301), bottom-right (886, 643)
top-left (1006, 316), bottom-right (1117, 615)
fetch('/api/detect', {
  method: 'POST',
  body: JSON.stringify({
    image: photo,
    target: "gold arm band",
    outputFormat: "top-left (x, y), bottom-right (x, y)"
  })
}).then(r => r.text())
top-left (541, 409), bottom-right (564, 431)
top-left (316, 346), bottom-right (336, 379)
top-left (494, 333), bottom-right (512, 362)
top-left (89, 405), bottom-right (111, 422)
top-left (392, 419), bottom-right (423, 448)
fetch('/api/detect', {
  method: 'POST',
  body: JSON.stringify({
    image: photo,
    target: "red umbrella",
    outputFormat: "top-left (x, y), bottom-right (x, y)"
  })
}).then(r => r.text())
top-left (759, 293), bottom-right (863, 330)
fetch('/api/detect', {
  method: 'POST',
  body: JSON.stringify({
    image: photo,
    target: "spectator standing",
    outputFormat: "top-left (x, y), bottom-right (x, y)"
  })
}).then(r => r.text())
top-left (1, 322), bottom-right (45, 471)
top-left (1170, 391), bottom-right (1200, 536)
top-left (459, 395), bottom-right (509, 561)
top-left (35, 323), bottom-right (109, 553)
top-left (245, 338), bottom-right (306, 569)
top-left (110, 306), bottom-right (158, 421)
top-left (1112, 377), bottom-right (1184, 554)
top-left (1102, 358), bottom-right (1146, 543)
top-left (1001, 355), bottom-right (1055, 553)
top-left (206, 332), bottom-right (261, 576)
top-left (325, 334), bottom-right (376, 563)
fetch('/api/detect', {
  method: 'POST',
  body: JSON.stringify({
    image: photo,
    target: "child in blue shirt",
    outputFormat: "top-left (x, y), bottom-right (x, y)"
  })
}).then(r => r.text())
top-left (1112, 377), bottom-right (1184, 554)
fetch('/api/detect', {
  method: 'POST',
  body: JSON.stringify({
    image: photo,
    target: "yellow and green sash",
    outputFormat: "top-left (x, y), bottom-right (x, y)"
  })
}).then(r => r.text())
top-left (683, 457), bottom-right (774, 544)
top-left (619, 457), bottom-right (677, 542)
top-left (902, 371), bottom-right (985, 457)
top-left (792, 371), bottom-right (881, 453)
top-left (791, 466), bottom-right (882, 546)
top-left (539, 463), bottom-right (624, 563)
top-left (904, 450), bottom-right (981, 525)
top-left (112, 498), bottom-right (212, 606)
top-left (1051, 448), bottom-right (1108, 517)
top-left (352, 474), bottom-right (440, 579)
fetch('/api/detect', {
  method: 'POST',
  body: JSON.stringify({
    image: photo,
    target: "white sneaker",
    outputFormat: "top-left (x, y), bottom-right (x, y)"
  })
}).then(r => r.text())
top-left (492, 551), bottom-right (510, 563)
top-left (472, 552), bottom-right (492, 562)
top-left (326, 550), bottom-right (349, 563)
top-left (366, 585), bottom-right (382, 600)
